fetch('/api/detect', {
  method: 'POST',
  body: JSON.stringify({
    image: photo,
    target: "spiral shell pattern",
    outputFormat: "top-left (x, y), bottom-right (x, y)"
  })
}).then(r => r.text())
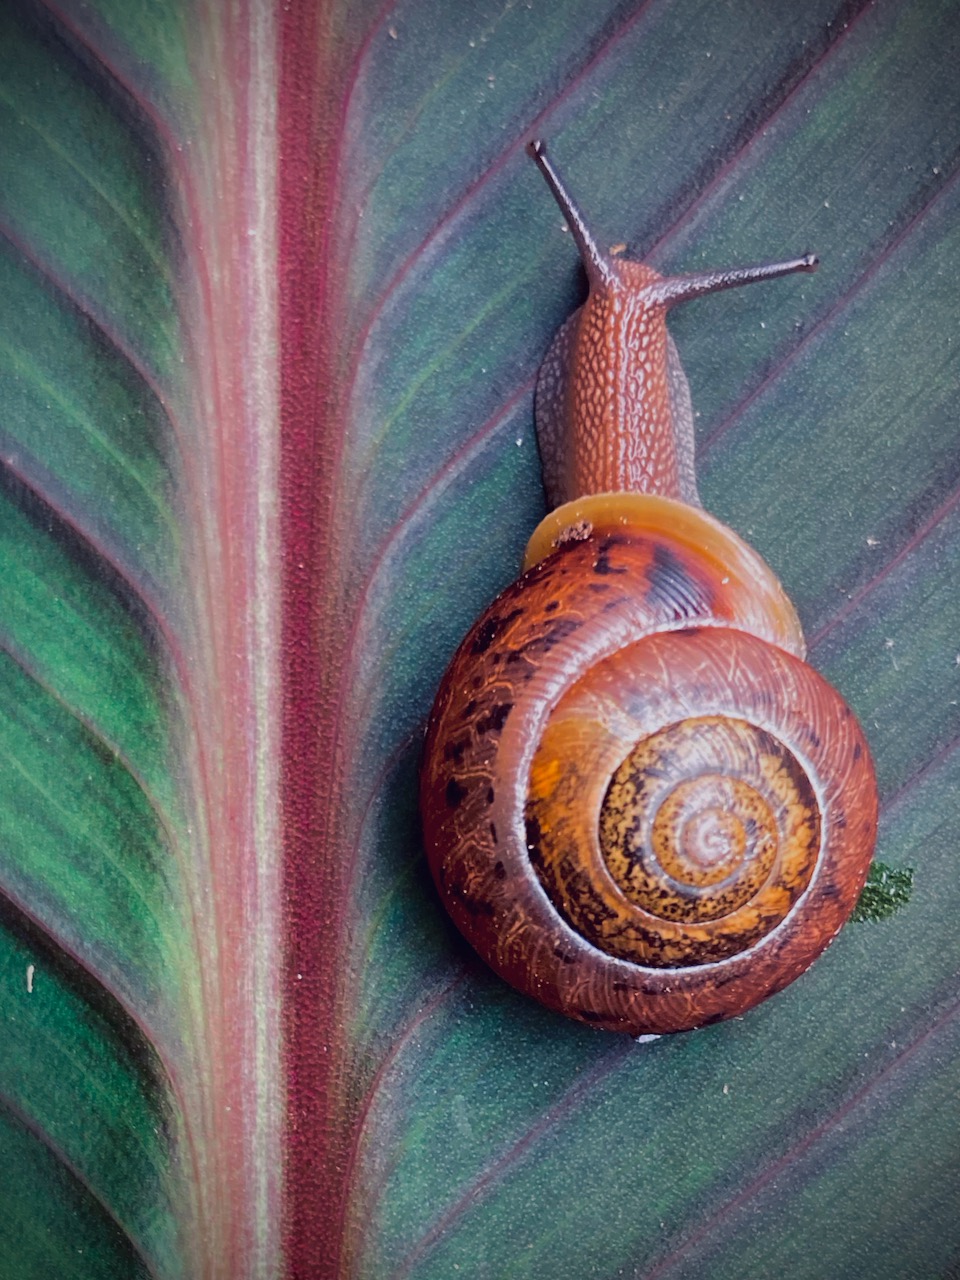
top-left (421, 498), bottom-right (877, 1034)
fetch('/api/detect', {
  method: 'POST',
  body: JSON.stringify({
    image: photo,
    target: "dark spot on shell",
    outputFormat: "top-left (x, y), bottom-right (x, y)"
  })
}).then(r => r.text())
top-left (471, 617), bottom-right (500, 656)
top-left (493, 859), bottom-right (506, 880)
top-left (443, 736), bottom-right (470, 764)
top-left (521, 616), bottom-right (581, 654)
top-left (486, 787), bottom-right (495, 805)
top-left (645, 542), bottom-right (711, 618)
top-left (673, 626), bottom-right (702, 637)
top-left (853, 742), bottom-right (862, 760)
top-left (476, 702), bottom-right (513, 735)
top-left (554, 947), bottom-right (576, 964)
top-left (454, 886), bottom-right (495, 918)
top-left (613, 981), bottom-right (630, 992)
top-left (489, 822), bottom-right (499, 846)
top-left (594, 558), bottom-right (622, 577)
top-left (471, 607), bottom-right (523, 655)
top-left (578, 1008), bottom-right (611, 1023)
top-left (446, 777), bottom-right (468, 809)
top-left (545, 599), bottom-right (560, 613)
top-left (594, 536), bottom-right (629, 576)
top-left (525, 813), bottom-right (545, 865)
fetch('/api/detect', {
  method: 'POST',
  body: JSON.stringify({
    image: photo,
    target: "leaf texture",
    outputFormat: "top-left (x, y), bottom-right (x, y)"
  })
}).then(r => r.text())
top-left (1, 0), bottom-right (280, 1272)
top-left (0, 0), bottom-right (958, 1277)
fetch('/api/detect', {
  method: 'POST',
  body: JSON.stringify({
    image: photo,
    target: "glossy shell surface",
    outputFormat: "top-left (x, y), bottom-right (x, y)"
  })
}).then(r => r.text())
top-left (420, 509), bottom-right (877, 1034)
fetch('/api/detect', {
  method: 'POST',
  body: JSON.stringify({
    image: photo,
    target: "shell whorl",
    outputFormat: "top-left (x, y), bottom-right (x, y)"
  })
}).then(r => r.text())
top-left (420, 498), bottom-right (877, 1034)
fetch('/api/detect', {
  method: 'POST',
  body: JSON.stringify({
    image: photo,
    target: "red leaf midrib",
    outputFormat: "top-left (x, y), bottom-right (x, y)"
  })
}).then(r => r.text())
top-left (278, 2), bottom-right (394, 1275)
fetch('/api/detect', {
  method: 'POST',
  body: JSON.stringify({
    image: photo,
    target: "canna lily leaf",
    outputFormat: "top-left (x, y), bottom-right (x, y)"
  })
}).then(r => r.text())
top-left (0, 0), bottom-right (957, 1277)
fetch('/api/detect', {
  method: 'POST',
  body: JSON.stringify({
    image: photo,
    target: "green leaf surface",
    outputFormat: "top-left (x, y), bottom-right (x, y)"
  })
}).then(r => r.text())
top-left (1, 0), bottom-right (958, 1276)
top-left (0, 0), bottom-right (203, 1274)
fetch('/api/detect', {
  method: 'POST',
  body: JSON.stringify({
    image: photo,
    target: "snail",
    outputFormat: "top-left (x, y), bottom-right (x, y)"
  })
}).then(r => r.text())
top-left (420, 139), bottom-right (877, 1035)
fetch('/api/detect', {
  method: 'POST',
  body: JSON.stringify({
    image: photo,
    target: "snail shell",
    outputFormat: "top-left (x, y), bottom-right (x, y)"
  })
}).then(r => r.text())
top-left (419, 143), bottom-right (878, 1035)
top-left (421, 495), bottom-right (876, 1034)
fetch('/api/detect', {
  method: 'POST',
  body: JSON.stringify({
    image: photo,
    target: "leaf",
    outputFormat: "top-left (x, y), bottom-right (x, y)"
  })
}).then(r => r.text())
top-left (1, 0), bottom-right (959, 1277)
top-left (0, 0), bottom-right (272, 1272)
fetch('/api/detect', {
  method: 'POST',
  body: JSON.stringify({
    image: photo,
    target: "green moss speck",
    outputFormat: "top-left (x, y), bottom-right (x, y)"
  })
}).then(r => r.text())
top-left (851, 862), bottom-right (915, 924)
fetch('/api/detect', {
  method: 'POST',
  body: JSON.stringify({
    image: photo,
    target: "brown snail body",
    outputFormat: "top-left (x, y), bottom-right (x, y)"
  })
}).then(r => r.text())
top-left (420, 141), bottom-right (877, 1035)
